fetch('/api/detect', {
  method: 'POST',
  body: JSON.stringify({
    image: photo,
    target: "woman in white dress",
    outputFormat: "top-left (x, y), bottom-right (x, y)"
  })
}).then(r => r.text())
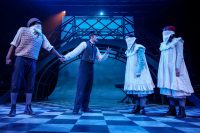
top-left (124, 34), bottom-right (155, 114)
top-left (157, 26), bottom-right (194, 118)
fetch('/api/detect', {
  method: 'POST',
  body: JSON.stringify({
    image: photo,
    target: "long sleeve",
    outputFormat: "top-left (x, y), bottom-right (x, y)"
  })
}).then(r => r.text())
top-left (64, 42), bottom-right (87, 60)
top-left (96, 47), bottom-right (109, 62)
top-left (135, 47), bottom-right (145, 75)
top-left (176, 39), bottom-right (184, 70)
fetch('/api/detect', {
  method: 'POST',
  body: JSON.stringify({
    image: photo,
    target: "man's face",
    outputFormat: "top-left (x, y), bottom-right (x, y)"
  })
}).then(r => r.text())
top-left (91, 35), bottom-right (98, 43)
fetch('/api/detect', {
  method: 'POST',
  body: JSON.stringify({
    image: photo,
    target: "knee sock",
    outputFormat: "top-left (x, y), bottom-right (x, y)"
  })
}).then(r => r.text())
top-left (11, 93), bottom-right (18, 105)
top-left (140, 96), bottom-right (147, 107)
top-left (178, 98), bottom-right (186, 107)
top-left (168, 97), bottom-right (175, 106)
top-left (26, 93), bottom-right (33, 105)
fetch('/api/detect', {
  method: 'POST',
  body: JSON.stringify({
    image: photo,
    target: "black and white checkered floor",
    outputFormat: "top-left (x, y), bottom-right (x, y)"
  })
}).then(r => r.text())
top-left (0, 102), bottom-right (200, 133)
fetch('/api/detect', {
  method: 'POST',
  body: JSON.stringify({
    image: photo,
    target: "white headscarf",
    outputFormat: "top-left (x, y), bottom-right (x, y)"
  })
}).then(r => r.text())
top-left (162, 30), bottom-right (175, 43)
top-left (125, 37), bottom-right (136, 50)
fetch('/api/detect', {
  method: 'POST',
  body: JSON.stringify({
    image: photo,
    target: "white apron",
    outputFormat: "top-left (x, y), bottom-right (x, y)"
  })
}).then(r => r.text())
top-left (157, 37), bottom-right (194, 97)
top-left (124, 44), bottom-right (155, 94)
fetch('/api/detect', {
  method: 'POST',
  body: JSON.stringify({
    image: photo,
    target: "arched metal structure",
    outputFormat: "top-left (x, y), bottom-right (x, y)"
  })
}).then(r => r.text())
top-left (34, 16), bottom-right (159, 100)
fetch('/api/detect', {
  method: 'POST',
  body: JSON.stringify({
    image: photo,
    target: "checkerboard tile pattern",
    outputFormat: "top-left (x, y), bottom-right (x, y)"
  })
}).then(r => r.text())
top-left (0, 102), bottom-right (200, 133)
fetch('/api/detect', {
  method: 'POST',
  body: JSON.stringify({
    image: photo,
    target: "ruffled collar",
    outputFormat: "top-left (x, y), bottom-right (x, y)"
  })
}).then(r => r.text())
top-left (159, 37), bottom-right (182, 51)
top-left (125, 44), bottom-right (145, 56)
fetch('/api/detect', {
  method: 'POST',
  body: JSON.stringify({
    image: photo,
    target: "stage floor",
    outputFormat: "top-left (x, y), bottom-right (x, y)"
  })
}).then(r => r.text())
top-left (0, 102), bottom-right (200, 133)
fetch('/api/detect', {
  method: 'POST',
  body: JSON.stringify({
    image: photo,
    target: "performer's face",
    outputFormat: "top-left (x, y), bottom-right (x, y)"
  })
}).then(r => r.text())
top-left (91, 35), bottom-right (98, 43)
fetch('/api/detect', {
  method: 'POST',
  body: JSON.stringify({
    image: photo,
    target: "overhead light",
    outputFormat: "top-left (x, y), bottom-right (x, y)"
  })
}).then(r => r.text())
top-left (62, 11), bottom-right (66, 14)
top-left (100, 11), bottom-right (104, 16)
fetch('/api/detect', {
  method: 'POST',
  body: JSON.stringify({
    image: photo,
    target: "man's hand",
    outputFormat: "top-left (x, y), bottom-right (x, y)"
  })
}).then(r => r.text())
top-left (176, 68), bottom-right (180, 77)
top-left (6, 58), bottom-right (12, 65)
top-left (5, 45), bottom-right (15, 65)
top-left (106, 47), bottom-right (111, 54)
top-left (59, 56), bottom-right (66, 63)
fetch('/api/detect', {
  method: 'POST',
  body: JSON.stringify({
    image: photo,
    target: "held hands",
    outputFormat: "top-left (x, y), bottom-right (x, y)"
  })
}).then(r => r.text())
top-left (59, 55), bottom-right (66, 63)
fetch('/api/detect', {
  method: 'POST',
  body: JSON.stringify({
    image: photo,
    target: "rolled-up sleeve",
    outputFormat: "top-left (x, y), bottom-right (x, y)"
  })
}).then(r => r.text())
top-left (64, 42), bottom-right (87, 60)
top-left (135, 48), bottom-right (145, 75)
top-left (10, 27), bottom-right (23, 47)
top-left (42, 35), bottom-right (54, 52)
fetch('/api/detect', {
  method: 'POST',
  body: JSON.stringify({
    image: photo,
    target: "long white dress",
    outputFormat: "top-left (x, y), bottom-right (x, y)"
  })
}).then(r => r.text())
top-left (124, 44), bottom-right (155, 95)
top-left (157, 37), bottom-right (194, 97)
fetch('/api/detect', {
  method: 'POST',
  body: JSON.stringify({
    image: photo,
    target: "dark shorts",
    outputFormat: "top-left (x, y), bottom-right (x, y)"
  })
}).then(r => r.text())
top-left (11, 56), bottom-right (36, 93)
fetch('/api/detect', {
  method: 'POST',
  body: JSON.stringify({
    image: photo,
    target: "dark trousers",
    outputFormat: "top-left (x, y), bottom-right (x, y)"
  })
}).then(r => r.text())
top-left (11, 56), bottom-right (36, 93)
top-left (74, 61), bottom-right (94, 111)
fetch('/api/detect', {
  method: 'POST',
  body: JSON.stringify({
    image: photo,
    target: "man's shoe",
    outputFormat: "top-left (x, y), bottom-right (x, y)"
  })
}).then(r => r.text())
top-left (81, 108), bottom-right (93, 113)
top-left (129, 105), bottom-right (140, 114)
top-left (72, 111), bottom-right (79, 115)
top-left (176, 106), bottom-right (186, 118)
top-left (140, 107), bottom-right (146, 115)
top-left (165, 105), bottom-right (176, 116)
top-left (24, 104), bottom-right (35, 115)
top-left (72, 109), bottom-right (79, 114)
top-left (8, 104), bottom-right (16, 117)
